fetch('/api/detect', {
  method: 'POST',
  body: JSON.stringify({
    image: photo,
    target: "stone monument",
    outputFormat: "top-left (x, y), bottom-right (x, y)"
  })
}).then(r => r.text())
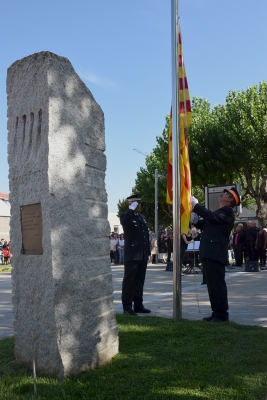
top-left (7, 52), bottom-right (118, 378)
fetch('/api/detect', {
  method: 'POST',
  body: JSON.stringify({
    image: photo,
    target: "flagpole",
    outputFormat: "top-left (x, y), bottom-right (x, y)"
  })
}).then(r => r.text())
top-left (171, 0), bottom-right (182, 321)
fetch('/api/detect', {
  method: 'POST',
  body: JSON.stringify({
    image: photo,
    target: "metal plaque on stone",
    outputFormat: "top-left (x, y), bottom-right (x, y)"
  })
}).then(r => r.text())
top-left (21, 203), bottom-right (43, 255)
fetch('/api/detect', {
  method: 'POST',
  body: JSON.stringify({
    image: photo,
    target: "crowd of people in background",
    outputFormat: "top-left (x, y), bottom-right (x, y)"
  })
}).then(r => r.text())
top-left (110, 219), bottom-right (267, 269)
top-left (0, 238), bottom-right (11, 265)
top-left (109, 233), bottom-right (125, 265)
top-left (230, 220), bottom-right (267, 267)
top-left (3, 217), bottom-right (266, 269)
top-left (109, 228), bottom-right (202, 266)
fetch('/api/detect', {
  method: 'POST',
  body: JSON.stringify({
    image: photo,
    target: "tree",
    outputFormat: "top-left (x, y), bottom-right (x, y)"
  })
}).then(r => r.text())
top-left (134, 116), bottom-right (172, 228)
top-left (117, 114), bottom-right (205, 228)
top-left (189, 97), bottom-right (239, 187)
top-left (223, 82), bottom-right (267, 224)
top-left (190, 82), bottom-right (267, 224)
top-left (116, 117), bottom-right (173, 228)
top-left (117, 81), bottom-right (267, 226)
top-left (117, 198), bottom-right (129, 218)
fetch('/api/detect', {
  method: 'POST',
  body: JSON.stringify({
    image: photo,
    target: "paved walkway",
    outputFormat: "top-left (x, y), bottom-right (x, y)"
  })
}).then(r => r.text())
top-left (0, 272), bottom-right (14, 339)
top-left (113, 264), bottom-right (267, 326)
top-left (1, 265), bottom-right (266, 340)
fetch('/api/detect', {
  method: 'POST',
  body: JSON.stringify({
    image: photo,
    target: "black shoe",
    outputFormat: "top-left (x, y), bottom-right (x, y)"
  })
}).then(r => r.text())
top-left (201, 282), bottom-right (206, 285)
top-left (166, 262), bottom-right (173, 271)
top-left (123, 309), bottom-right (138, 316)
top-left (134, 305), bottom-right (151, 313)
top-left (208, 316), bottom-right (229, 323)
top-left (203, 314), bottom-right (214, 321)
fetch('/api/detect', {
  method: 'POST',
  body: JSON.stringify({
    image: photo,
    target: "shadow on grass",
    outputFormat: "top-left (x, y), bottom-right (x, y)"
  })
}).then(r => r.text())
top-left (1, 317), bottom-right (267, 399)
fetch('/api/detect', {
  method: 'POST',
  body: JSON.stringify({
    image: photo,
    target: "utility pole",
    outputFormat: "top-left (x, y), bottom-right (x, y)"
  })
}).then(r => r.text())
top-left (133, 150), bottom-right (160, 265)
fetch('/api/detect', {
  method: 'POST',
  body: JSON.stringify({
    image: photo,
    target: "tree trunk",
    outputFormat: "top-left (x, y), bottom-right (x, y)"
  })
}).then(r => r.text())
top-left (256, 197), bottom-right (267, 226)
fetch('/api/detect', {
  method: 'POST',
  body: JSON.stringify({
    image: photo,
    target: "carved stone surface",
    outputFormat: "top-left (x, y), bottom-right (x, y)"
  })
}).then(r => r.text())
top-left (7, 52), bottom-right (118, 379)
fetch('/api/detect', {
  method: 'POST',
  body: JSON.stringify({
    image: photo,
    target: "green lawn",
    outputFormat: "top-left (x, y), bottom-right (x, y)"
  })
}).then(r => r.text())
top-left (0, 264), bottom-right (12, 272)
top-left (1, 315), bottom-right (267, 399)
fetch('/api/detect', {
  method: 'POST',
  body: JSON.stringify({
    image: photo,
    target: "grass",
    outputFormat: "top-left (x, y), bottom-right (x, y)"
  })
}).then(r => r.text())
top-left (1, 315), bottom-right (267, 399)
top-left (0, 264), bottom-right (12, 272)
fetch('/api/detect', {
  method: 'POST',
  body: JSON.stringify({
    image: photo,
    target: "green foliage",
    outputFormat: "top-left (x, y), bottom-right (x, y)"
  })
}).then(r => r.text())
top-left (117, 198), bottom-right (129, 218)
top-left (117, 116), bottom-right (173, 228)
top-left (117, 81), bottom-right (267, 225)
top-left (1, 319), bottom-right (267, 399)
top-left (134, 116), bottom-right (173, 227)
top-left (135, 115), bottom-right (169, 204)
top-left (189, 97), bottom-right (235, 186)
top-left (189, 82), bottom-right (267, 223)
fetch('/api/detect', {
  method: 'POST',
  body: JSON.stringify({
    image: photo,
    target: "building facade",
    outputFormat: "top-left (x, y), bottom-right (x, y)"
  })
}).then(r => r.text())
top-left (0, 192), bottom-right (10, 241)
top-left (108, 212), bottom-right (123, 234)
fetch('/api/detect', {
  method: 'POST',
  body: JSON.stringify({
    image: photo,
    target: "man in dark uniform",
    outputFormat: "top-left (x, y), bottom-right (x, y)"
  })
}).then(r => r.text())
top-left (120, 194), bottom-right (151, 315)
top-left (245, 221), bottom-right (258, 261)
top-left (191, 187), bottom-right (241, 323)
top-left (232, 223), bottom-right (246, 266)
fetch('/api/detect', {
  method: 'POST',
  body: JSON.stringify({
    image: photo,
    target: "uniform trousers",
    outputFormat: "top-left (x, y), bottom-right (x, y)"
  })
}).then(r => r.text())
top-left (202, 258), bottom-right (229, 318)
top-left (233, 243), bottom-right (244, 266)
top-left (246, 241), bottom-right (258, 261)
top-left (257, 246), bottom-right (266, 266)
top-left (167, 248), bottom-right (173, 263)
top-left (122, 260), bottom-right (147, 309)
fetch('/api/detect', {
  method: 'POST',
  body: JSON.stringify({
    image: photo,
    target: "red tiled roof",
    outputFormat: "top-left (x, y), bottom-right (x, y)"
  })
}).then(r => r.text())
top-left (0, 192), bottom-right (9, 200)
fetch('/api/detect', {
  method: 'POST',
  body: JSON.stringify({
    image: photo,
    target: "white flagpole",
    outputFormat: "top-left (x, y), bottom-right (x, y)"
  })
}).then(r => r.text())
top-left (171, 0), bottom-right (182, 321)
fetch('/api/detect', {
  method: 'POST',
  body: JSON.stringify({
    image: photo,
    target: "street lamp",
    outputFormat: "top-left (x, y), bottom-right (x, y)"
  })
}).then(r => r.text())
top-left (133, 149), bottom-right (164, 264)
top-left (155, 170), bottom-right (165, 263)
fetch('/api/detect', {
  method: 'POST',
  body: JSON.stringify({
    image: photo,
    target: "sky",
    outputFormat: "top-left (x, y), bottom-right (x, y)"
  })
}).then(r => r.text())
top-left (0, 0), bottom-right (267, 212)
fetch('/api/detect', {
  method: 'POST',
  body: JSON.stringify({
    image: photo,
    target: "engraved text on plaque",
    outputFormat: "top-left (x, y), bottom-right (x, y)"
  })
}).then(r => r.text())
top-left (21, 203), bottom-right (43, 255)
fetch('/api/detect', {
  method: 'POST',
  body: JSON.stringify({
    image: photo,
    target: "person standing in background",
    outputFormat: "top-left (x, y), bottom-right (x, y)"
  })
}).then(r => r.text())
top-left (150, 233), bottom-right (158, 264)
top-left (110, 234), bottom-right (117, 266)
top-left (118, 233), bottom-right (125, 265)
top-left (232, 224), bottom-right (246, 267)
top-left (255, 224), bottom-right (267, 267)
top-left (166, 232), bottom-right (173, 263)
top-left (245, 221), bottom-right (258, 262)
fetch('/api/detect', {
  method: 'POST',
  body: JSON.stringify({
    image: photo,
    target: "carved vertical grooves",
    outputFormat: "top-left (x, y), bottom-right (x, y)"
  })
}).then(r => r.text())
top-left (21, 115), bottom-right (27, 159)
top-left (14, 117), bottom-right (18, 150)
top-left (29, 112), bottom-right (34, 149)
top-left (36, 109), bottom-right (42, 149)
top-left (22, 115), bottom-right (26, 142)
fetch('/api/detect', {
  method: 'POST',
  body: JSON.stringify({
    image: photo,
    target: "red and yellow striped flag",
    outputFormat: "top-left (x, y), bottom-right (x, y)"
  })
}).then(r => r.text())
top-left (166, 24), bottom-right (192, 234)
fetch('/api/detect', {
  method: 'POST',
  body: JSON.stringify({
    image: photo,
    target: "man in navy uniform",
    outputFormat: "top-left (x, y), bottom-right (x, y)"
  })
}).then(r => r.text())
top-left (191, 187), bottom-right (241, 322)
top-left (120, 194), bottom-right (151, 315)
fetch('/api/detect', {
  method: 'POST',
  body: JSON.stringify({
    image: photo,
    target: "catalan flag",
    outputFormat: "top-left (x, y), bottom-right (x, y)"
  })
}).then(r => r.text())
top-left (166, 24), bottom-right (192, 235)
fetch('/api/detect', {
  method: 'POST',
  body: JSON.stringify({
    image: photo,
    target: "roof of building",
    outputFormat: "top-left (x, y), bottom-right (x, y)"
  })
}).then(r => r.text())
top-left (0, 192), bottom-right (9, 200)
top-left (0, 199), bottom-right (10, 217)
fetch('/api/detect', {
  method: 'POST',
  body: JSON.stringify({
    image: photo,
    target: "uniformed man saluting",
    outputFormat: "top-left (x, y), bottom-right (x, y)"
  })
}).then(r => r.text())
top-left (120, 194), bottom-right (151, 315)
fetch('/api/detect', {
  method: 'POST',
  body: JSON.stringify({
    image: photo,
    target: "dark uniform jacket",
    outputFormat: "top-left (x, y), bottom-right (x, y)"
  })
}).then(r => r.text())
top-left (194, 203), bottom-right (235, 265)
top-left (232, 230), bottom-right (246, 245)
top-left (245, 227), bottom-right (258, 244)
top-left (120, 210), bottom-right (151, 262)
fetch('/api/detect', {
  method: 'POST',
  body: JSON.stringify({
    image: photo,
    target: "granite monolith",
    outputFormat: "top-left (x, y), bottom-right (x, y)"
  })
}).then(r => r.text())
top-left (7, 51), bottom-right (118, 379)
